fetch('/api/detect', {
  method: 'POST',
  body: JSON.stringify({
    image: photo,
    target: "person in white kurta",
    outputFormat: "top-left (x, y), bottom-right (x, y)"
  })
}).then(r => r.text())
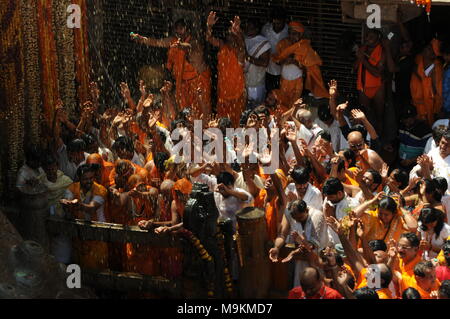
top-left (268, 200), bottom-right (329, 288)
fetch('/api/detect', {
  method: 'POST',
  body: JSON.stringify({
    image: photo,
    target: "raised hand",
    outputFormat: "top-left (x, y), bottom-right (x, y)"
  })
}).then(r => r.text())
top-left (336, 101), bottom-right (349, 113)
top-left (326, 216), bottom-right (341, 234)
top-left (160, 80), bottom-right (173, 96)
top-left (351, 109), bottom-right (367, 123)
top-left (381, 163), bottom-right (389, 179)
top-left (269, 247), bottom-right (279, 262)
top-left (120, 82), bottom-right (131, 99)
top-left (328, 79), bottom-right (337, 98)
top-left (355, 218), bottom-right (365, 238)
top-left (207, 11), bottom-right (219, 27)
top-left (230, 15), bottom-right (241, 35)
top-left (246, 113), bottom-right (258, 128)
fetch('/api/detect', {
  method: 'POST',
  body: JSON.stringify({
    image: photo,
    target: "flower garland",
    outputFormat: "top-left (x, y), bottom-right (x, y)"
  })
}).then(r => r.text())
top-left (73, 0), bottom-right (91, 104)
top-left (216, 232), bottom-right (233, 295)
top-left (53, 0), bottom-right (77, 119)
top-left (37, 0), bottom-right (60, 126)
top-left (0, 0), bottom-right (25, 190)
top-left (178, 229), bottom-right (215, 298)
top-left (410, 0), bottom-right (432, 16)
top-left (20, 0), bottom-right (42, 146)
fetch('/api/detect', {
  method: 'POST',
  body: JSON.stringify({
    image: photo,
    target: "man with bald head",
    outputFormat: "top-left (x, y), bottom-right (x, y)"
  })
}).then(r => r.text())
top-left (347, 130), bottom-right (385, 173)
top-left (288, 266), bottom-right (344, 299)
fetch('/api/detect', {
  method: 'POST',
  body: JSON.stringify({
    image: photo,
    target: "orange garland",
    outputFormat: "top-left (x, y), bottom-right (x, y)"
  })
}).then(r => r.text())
top-left (73, 0), bottom-right (91, 104)
top-left (37, 0), bottom-right (60, 125)
top-left (410, 0), bottom-right (432, 15)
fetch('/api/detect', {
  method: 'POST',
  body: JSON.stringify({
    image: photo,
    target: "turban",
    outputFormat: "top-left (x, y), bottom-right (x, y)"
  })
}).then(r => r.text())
top-left (288, 21), bottom-right (305, 33)
top-left (173, 178), bottom-right (193, 195)
top-left (86, 153), bottom-right (104, 167)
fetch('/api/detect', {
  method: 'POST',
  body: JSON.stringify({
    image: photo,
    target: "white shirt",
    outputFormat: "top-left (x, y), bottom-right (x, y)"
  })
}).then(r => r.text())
top-left (324, 195), bottom-right (359, 246)
top-left (424, 137), bottom-right (437, 155)
top-left (419, 223), bottom-right (450, 259)
top-left (315, 119), bottom-right (349, 152)
top-left (16, 164), bottom-right (47, 194)
top-left (285, 183), bottom-right (323, 211)
top-left (214, 187), bottom-right (253, 232)
top-left (245, 35), bottom-right (271, 88)
top-left (234, 172), bottom-right (265, 194)
top-left (57, 144), bottom-right (88, 180)
top-left (261, 22), bottom-right (289, 76)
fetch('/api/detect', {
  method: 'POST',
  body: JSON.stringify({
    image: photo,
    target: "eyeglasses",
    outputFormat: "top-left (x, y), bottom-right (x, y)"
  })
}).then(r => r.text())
top-left (397, 245), bottom-right (413, 250)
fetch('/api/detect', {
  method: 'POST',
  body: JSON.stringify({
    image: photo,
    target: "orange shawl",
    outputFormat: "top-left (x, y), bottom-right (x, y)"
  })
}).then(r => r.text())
top-left (217, 44), bottom-right (245, 101)
top-left (357, 44), bottom-right (383, 94)
top-left (410, 54), bottom-right (443, 125)
top-left (273, 39), bottom-right (329, 99)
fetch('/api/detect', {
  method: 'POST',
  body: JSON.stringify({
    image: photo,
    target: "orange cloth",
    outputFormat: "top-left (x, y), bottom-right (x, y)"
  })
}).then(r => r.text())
top-left (397, 253), bottom-right (423, 283)
top-left (377, 288), bottom-right (393, 299)
top-left (86, 153), bottom-right (114, 188)
top-left (357, 44), bottom-right (383, 99)
top-left (172, 178), bottom-right (192, 218)
top-left (361, 209), bottom-right (409, 244)
top-left (67, 182), bottom-right (109, 270)
top-left (273, 38), bottom-right (330, 99)
top-left (124, 186), bottom-right (160, 275)
top-left (288, 21), bottom-right (305, 33)
top-left (410, 54), bottom-right (443, 125)
top-left (279, 77), bottom-right (303, 110)
top-left (400, 275), bottom-right (440, 299)
top-left (109, 161), bottom-right (148, 187)
top-left (217, 44), bottom-right (245, 127)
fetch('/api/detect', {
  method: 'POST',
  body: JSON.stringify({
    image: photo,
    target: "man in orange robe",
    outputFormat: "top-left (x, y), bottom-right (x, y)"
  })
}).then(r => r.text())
top-left (355, 29), bottom-right (386, 135)
top-left (86, 153), bottom-right (114, 188)
top-left (124, 174), bottom-right (160, 276)
top-left (60, 164), bottom-right (109, 270)
top-left (410, 40), bottom-right (443, 125)
top-left (207, 13), bottom-right (246, 127)
top-left (272, 21), bottom-right (329, 110)
top-left (400, 261), bottom-right (440, 299)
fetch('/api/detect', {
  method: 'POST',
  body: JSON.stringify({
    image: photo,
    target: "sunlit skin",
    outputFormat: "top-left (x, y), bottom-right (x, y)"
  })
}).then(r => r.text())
top-left (327, 190), bottom-right (345, 204)
top-left (397, 237), bottom-right (419, 263)
top-left (439, 136), bottom-right (450, 159)
top-left (378, 208), bottom-right (394, 226)
top-left (300, 268), bottom-right (323, 298)
top-left (347, 131), bottom-right (365, 153)
top-left (294, 182), bottom-right (308, 199)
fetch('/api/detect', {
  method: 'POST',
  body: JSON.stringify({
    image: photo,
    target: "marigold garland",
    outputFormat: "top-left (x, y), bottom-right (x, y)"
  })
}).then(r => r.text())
top-left (20, 0), bottom-right (42, 146)
top-left (0, 0), bottom-right (25, 190)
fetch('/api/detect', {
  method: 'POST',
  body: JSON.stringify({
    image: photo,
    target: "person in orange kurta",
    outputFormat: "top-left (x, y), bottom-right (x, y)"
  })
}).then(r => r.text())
top-left (410, 41), bottom-right (443, 126)
top-left (60, 164), bottom-right (109, 271)
top-left (123, 174), bottom-right (160, 276)
top-left (272, 21), bottom-right (329, 110)
top-left (206, 12), bottom-right (246, 127)
top-left (400, 261), bottom-right (440, 299)
top-left (86, 153), bottom-right (114, 188)
top-left (355, 29), bottom-right (386, 136)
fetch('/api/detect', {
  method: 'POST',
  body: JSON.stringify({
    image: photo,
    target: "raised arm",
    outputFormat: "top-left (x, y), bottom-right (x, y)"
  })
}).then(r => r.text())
top-left (130, 32), bottom-right (175, 48)
top-left (206, 11), bottom-right (223, 48)
top-left (351, 109), bottom-right (378, 141)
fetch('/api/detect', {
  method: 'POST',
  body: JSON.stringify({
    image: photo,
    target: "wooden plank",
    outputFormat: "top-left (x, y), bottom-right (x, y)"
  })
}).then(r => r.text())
top-left (46, 217), bottom-right (182, 247)
top-left (82, 269), bottom-right (182, 296)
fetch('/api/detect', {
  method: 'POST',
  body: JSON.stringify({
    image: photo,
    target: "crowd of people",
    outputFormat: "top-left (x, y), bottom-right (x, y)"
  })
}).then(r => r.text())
top-left (14, 7), bottom-right (450, 299)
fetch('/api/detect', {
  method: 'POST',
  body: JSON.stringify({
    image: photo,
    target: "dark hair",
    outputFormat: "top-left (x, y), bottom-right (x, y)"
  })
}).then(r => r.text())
top-left (368, 240), bottom-right (387, 252)
top-left (400, 232), bottom-right (420, 248)
top-left (318, 105), bottom-right (333, 123)
top-left (353, 287), bottom-right (379, 299)
top-left (378, 196), bottom-right (397, 214)
top-left (288, 200), bottom-right (307, 215)
top-left (439, 280), bottom-right (450, 298)
top-left (433, 177), bottom-right (448, 196)
top-left (402, 287), bottom-right (422, 299)
top-left (443, 130), bottom-right (450, 141)
top-left (253, 105), bottom-right (270, 117)
top-left (423, 178), bottom-right (442, 202)
top-left (41, 154), bottom-right (57, 167)
top-left (67, 139), bottom-right (86, 153)
top-left (392, 169), bottom-right (409, 190)
top-left (112, 136), bottom-right (134, 153)
top-left (432, 126), bottom-right (447, 144)
top-left (246, 18), bottom-right (262, 33)
top-left (418, 207), bottom-right (445, 237)
top-left (271, 6), bottom-right (287, 21)
top-left (367, 169), bottom-right (382, 186)
top-left (177, 107), bottom-right (192, 122)
top-left (217, 171), bottom-right (235, 186)
top-left (343, 149), bottom-right (357, 168)
top-left (442, 240), bottom-right (450, 264)
top-left (239, 109), bottom-right (253, 127)
top-left (325, 158), bottom-right (345, 175)
top-left (414, 261), bottom-right (434, 278)
top-left (441, 40), bottom-right (450, 55)
top-left (322, 178), bottom-right (344, 196)
top-left (379, 264), bottom-right (393, 288)
top-left (170, 119), bottom-right (187, 131)
top-left (76, 163), bottom-right (96, 180)
top-left (290, 167), bottom-right (310, 185)
top-left (174, 18), bottom-right (191, 32)
top-left (154, 152), bottom-right (169, 173)
top-left (218, 117), bottom-right (232, 133)
top-left (318, 130), bottom-right (332, 143)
